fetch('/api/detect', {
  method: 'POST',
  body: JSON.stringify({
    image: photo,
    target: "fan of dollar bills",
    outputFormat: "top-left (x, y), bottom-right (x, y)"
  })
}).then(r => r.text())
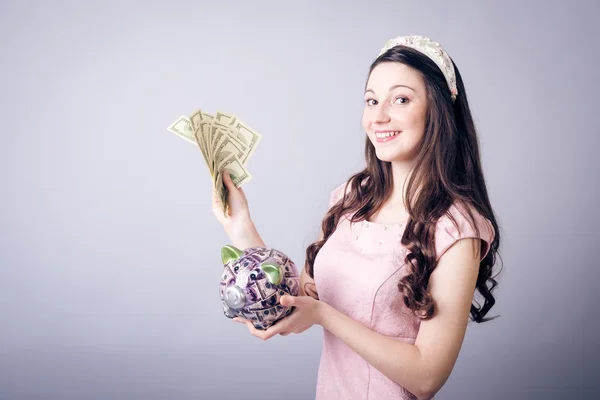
top-left (166, 109), bottom-right (262, 215)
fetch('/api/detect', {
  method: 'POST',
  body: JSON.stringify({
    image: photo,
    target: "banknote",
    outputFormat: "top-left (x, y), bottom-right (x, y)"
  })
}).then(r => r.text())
top-left (228, 119), bottom-right (262, 165)
top-left (166, 115), bottom-right (197, 145)
top-left (211, 112), bottom-right (262, 165)
top-left (189, 111), bottom-right (210, 171)
top-left (166, 109), bottom-right (261, 215)
top-left (214, 151), bottom-right (252, 188)
top-left (167, 115), bottom-right (209, 172)
top-left (212, 128), bottom-right (245, 172)
top-left (214, 110), bottom-right (237, 126)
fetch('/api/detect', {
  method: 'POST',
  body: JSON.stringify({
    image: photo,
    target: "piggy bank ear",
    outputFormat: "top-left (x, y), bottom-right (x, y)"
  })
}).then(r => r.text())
top-left (260, 263), bottom-right (282, 285)
top-left (221, 245), bottom-right (244, 265)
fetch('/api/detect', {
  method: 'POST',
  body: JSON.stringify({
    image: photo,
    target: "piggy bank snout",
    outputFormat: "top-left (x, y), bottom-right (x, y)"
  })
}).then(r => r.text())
top-left (223, 285), bottom-right (246, 310)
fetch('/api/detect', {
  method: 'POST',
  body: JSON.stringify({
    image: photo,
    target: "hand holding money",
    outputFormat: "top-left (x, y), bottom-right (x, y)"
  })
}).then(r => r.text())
top-left (166, 109), bottom-right (262, 216)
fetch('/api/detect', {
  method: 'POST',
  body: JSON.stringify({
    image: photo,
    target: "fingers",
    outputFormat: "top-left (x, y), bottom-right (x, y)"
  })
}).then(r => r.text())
top-left (280, 295), bottom-right (295, 307)
top-left (260, 314), bottom-right (300, 340)
top-left (222, 170), bottom-right (236, 192)
top-left (211, 188), bottom-right (222, 210)
top-left (233, 317), bottom-right (271, 340)
top-left (234, 318), bottom-right (261, 336)
top-left (211, 191), bottom-right (226, 223)
top-left (233, 317), bottom-right (287, 341)
top-left (223, 170), bottom-right (247, 201)
top-left (260, 326), bottom-right (282, 341)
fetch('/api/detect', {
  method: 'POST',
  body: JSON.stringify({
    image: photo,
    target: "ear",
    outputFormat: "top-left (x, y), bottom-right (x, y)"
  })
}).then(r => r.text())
top-left (260, 263), bottom-right (283, 285)
top-left (221, 245), bottom-right (245, 265)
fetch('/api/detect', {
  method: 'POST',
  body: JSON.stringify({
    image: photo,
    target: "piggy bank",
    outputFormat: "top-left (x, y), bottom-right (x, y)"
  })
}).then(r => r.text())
top-left (219, 245), bottom-right (300, 330)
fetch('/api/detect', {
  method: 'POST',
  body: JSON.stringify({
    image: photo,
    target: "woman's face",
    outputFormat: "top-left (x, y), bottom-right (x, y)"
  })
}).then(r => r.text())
top-left (362, 62), bottom-right (428, 164)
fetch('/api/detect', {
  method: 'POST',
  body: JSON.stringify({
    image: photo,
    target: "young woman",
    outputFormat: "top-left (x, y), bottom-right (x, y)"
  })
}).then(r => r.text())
top-left (212, 35), bottom-right (501, 400)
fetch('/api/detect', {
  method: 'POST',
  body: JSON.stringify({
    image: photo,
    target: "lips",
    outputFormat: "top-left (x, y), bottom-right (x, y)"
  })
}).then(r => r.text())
top-left (374, 130), bottom-right (401, 143)
top-left (375, 131), bottom-right (401, 138)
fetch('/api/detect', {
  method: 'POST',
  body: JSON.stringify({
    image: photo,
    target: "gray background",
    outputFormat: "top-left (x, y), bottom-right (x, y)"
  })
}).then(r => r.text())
top-left (1, 0), bottom-right (598, 399)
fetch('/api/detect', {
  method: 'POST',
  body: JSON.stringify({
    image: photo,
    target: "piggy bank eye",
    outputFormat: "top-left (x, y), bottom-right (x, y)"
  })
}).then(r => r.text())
top-left (234, 265), bottom-right (239, 273)
top-left (250, 272), bottom-right (257, 280)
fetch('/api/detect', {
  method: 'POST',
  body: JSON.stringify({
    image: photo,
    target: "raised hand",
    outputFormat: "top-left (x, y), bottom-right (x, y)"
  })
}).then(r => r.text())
top-left (212, 170), bottom-right (265, 250)
top-left (212, 170), bottom-right (251, 225)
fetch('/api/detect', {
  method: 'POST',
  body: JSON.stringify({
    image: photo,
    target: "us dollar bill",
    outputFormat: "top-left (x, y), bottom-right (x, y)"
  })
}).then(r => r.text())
top-left (166, 115), bottom-right (197, 145)
top-left (167, 115), bottom-right (211, 173)
top-left (213, 152), bottom-right (252, 215)
top-left (227, 119), bottom-right (262, 165)
top-left (189, 111), bottom-right (211, 172)
top-left (167, 110), bottom-right (259, 215)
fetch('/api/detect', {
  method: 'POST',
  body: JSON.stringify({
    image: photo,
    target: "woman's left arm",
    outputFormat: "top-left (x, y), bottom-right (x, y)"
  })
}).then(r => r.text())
top-left (236, 237), bottom-right (482, 400)
top-left (319, 237), bottom-right (483, 399)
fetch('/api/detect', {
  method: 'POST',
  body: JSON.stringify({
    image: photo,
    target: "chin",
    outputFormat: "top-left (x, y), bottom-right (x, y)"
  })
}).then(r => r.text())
top-left (374, 149), bottom-right (405, 162)
top-left (375, 154), bottom-right (394, 162)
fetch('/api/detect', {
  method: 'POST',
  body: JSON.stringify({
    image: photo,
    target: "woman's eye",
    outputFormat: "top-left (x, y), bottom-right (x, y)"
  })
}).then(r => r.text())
top-left (394, 96), bottom-right (409, 104)
top-left (365, 98), bottom-right (377, 106)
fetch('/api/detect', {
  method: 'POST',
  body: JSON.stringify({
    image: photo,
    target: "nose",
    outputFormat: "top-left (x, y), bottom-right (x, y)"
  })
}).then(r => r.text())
top-left (223, 285), bottom-right (246, 309)
top-left (372, 102), bottom-right (391, 125)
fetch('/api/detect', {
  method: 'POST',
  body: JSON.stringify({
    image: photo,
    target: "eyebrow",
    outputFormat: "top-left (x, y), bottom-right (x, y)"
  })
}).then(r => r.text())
top-left (365, 84), bottom-right (415, 94)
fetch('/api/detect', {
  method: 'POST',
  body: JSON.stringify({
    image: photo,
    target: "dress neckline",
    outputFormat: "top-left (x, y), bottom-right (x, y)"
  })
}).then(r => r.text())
top-left (360, 218), bottom-right (407, 231)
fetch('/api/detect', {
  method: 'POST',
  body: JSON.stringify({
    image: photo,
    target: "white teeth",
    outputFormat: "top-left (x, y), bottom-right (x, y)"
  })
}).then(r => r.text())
top-left (375, 131), bottom-right (400, 138)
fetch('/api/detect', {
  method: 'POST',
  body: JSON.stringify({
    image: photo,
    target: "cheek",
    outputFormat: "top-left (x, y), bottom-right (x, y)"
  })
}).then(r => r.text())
top-left (399, 109), bottom-right (424, 132)
top-left (411, 106), bottom-right (427, 128)
top-left (361, 110), bottom-right (369, 131)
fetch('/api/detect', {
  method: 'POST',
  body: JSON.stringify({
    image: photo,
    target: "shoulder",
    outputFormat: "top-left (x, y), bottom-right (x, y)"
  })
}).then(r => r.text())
top-left (327, 181), bottom-right (350, 208)
top-left (327, 176), bottom-right (370, 208)
top-left (434, 202), bottom-right (495, 262)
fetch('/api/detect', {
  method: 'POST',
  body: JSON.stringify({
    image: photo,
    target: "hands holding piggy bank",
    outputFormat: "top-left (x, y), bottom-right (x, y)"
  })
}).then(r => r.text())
top-left (219, 244), bottom-right (300, 330)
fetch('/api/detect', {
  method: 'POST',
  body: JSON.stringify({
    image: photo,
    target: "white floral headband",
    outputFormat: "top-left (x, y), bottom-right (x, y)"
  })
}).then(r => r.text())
top-left (378, 35), bottom-right (458, 101)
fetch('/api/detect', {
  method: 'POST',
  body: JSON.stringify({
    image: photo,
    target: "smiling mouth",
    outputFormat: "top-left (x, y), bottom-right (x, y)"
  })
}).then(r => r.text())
top-left (375, 131), bottom-right (401, 139)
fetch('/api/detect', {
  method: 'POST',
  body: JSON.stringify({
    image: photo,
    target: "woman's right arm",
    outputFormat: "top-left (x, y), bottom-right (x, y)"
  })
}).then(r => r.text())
top-left (214, 170), bottom-right (321, 299)
top-left (212, 170), bottom-right (265, 250)
top-left (227, 217), bottom-right (265, 250)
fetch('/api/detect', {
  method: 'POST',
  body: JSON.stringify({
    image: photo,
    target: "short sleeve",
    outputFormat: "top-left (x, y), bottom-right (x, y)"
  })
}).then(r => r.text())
top-left (434, 203), bottom-right (495, 262)
top-left (328, 182), bottom-right (348, 208)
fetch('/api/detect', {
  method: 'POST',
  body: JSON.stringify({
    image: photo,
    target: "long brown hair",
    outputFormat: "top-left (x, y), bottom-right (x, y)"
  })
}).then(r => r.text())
top-left (304, 46), bottom-right (502, 323)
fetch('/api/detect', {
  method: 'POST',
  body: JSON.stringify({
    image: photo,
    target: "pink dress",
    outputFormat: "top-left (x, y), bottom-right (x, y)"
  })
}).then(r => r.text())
top-left (313, 182), bottom-right (495, 400)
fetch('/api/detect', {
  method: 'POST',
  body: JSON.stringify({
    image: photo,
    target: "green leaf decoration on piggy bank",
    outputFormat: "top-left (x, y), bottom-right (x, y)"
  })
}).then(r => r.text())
top-left (220, 245), bottom-right (300, 330)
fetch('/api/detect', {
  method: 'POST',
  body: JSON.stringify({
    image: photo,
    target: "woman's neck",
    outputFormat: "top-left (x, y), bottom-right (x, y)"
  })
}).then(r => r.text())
top-left (388, 161), bottom-right (414, 206)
